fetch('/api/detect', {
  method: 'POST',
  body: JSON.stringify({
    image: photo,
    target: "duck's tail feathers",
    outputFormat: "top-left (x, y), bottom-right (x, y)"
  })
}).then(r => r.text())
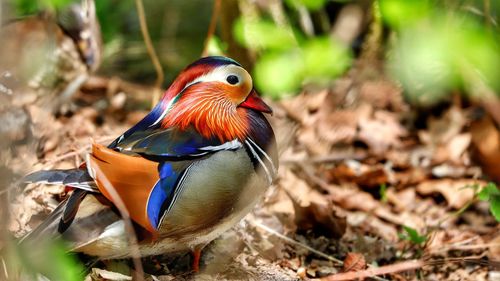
top-left (24, 169), bottom-right (97, 192)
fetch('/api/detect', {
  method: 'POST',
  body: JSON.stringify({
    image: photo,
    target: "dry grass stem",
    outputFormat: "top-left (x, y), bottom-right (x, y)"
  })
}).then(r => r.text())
top-left (134, 0), bottom-right (164, 107)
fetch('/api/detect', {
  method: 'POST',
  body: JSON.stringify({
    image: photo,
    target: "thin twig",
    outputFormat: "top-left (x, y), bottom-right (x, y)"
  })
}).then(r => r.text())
top-left (134, 0), bottom-right (164, 107)
top-left (90, 151), bottom-right (144, 281)
top-left (280, 151), bottom-right (367, 165)
top-left (1, 257), bottom-right (8, 279)
top-left (319, 259), bottom-right (424, 281)
top-left (201, 0), bottom-right (221, 57)
top-left (42, 136), bottom-right (116, 166)
top-left (429, 241), bottom-right (500, 254)
top-left (250, 219), bottom-right (343, 265)
top-left (484, 0), bottom-right (491, 28)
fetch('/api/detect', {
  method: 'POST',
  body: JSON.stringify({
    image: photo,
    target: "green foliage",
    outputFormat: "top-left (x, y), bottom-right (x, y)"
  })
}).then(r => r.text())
top-left (302, 37), bottom-right (351, 80)
top-left (235, 18), bottom-right (298, 51)
top-left (94, 0), bottom-right (135, 44)
top-left (398, 226), bottom-right (427, 245)
top-left (11, 0), bottom-right (73, 15)
top-left (380, 0), bottom-right (430, 28)
top-left (254, 51), bottom-right (304, 97)
top-left (381, 0), bottom-right (500, 106)
top-left (478, 182), bottom-right (500, 221)
top-left (379, 183), bottom-right (388, 203)
top-left (235, 13), bottom-right (352, 97)
top-left (205, 36), bottom-right (227, 57)
top-left (4, 238), bottom-right (83, 280)
top-left (285, 0), bottom-right (328, 11)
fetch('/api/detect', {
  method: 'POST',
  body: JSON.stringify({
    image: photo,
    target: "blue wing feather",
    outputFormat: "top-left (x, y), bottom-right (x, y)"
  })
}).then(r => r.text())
top-left (108, 103), bottom-right (165, 149)
top-left (129, 128), bottom-right (222, 160)
top-left (147, 163), bottom-right (182, 229)
top-left (111, 123), bottom-right (239, 161)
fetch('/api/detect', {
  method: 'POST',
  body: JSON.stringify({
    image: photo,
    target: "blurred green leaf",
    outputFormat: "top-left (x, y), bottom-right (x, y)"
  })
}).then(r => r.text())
top-left (387, 9), bottom-right (500, 105)
top-left (205, 36), bottom-right (227, 56)
top-left (41, 0), bottom-right (73, 9)
top-left (17, 239), bottom-right (83, 281)
top-left (380, 0), bottom-right (430, 28)
top-left (379, 183), bottom-right (388, 203)
top-left (491, 196), bottom-right (500, 222)
top-left (253, 37), bottom-right (352, 97)
top-left (254, 51), bottom-right (304, 98)
top-left (12, 0), bottom-right (74, 15)
top-left (478, 182), bottom-right (500, 201)
top-left (399, 226), bottom-right (427, 245)
top-left (234, 18), bottom-right (297, 51)
top-left (285, 0), bottom-right (328, 11)
top-left (478, 182), bottom-right (500, 221)
top-left (302, 37), bottom-right (352, 81)
top-left (12, 0), bottom-right (40, 15)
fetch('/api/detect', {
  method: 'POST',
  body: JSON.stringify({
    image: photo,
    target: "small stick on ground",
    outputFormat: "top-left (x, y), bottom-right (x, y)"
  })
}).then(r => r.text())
top-left (318, 259), bottom-right (424, 281)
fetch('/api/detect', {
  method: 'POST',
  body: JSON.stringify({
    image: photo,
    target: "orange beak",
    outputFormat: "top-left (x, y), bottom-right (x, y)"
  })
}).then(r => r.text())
top-left (239, 89), bottom-right (273, 114)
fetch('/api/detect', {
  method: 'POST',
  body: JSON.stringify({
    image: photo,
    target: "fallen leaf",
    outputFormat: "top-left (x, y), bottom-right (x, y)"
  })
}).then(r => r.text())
top-left (90, 268), bottom-right (132, 281)
top-left (326, 161), bottom-right (389, 189)
top-left (470, 114), bottom-right (500, 183)
top-left (280, 168), bottom-right (346, 238)
top-left (326, 185), bottom-right (379, 213)
top-left (424, 105), bottom-right (466, 145)
top-left (416, 179), bottom-right (486, 209)
top-left (488, 233), bottom-right (500, 262)
top-left (342, 252), bottom-right (366, 272)
top-left (446, 133), bottom-right (471, 163)
top-left (358, 110), bottom-right (407, 154)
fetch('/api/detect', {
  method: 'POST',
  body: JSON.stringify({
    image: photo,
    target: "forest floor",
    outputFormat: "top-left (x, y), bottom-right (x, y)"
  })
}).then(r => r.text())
top-left (8, 60), bottom-right (500, 280)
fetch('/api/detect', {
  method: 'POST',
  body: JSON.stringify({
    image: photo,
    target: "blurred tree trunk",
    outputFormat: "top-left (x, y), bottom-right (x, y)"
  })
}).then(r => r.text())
top-left (219, 0), bottom-right (253, 71)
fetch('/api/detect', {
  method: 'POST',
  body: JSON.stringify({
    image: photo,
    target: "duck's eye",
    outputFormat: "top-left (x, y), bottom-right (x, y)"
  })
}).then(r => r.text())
top-left (226, 75), bottom-right (239, 85)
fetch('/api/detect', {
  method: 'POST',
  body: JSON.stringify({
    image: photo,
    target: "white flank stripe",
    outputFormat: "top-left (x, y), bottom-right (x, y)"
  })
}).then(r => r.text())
top-left (245, 140), bottom-right (272, 184)
top-left (199, 139), bottom-right (242, 151)
top-left (247, 138), bottom-right (276, 175)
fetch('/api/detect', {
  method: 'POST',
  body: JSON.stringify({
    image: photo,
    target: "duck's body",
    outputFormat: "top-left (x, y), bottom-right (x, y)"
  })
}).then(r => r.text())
top-left (75, 148), bottom-right (265, 258)
top-left (23, 56), bottom-right (277, 263)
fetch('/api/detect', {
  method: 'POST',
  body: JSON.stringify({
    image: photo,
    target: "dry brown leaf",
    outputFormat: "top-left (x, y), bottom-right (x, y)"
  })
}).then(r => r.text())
top-left (358, 80), bottom-right (404, 110)
top-left (325, 161), bottom-right (389, 189)
top-left (325, 185), bottom-right (379, 212)
top-left (393, 168), bottom-right (428, 187)
top-left (342, 252), bottom-right (366, 272)
top-left (431, 164), bottom-right (481, 179)
top-left (280, 168), bottom-right (346, 238)
top-left (470, 114), bottom-right (500, 183)
top-left (488, 233), bottom-right (500, 262)
top-left (446, 133), bottom-right (471, 163)
top-left (358, 109), bottom-right (407, 154)
top-left (316, 109), bottom-right (358, 145)
top-left (298, 126), bottom-right (331, 156)
top-left (280, 91), bottom-right (328, 125)
top-left (89, 268), bottom-right (132, 280)
top-left (416, 179), bottom-right (486, 209)
top-left (386, 188), bottom-right (417, 212)
top-left (424, 105), bottom-right (466, 145)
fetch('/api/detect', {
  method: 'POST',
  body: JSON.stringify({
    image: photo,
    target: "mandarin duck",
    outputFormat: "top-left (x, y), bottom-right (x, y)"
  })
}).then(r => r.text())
top-left (23, 56), bottom-right (278, 270)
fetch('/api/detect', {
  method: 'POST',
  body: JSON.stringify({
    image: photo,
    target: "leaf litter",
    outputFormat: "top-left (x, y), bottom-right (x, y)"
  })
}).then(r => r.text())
top-left (4, 62), bottom-right (500, 281)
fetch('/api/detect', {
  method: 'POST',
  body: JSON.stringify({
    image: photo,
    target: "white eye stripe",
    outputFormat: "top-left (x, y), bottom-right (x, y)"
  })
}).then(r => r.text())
top-left (183, 65), bottom-right (250, 89)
